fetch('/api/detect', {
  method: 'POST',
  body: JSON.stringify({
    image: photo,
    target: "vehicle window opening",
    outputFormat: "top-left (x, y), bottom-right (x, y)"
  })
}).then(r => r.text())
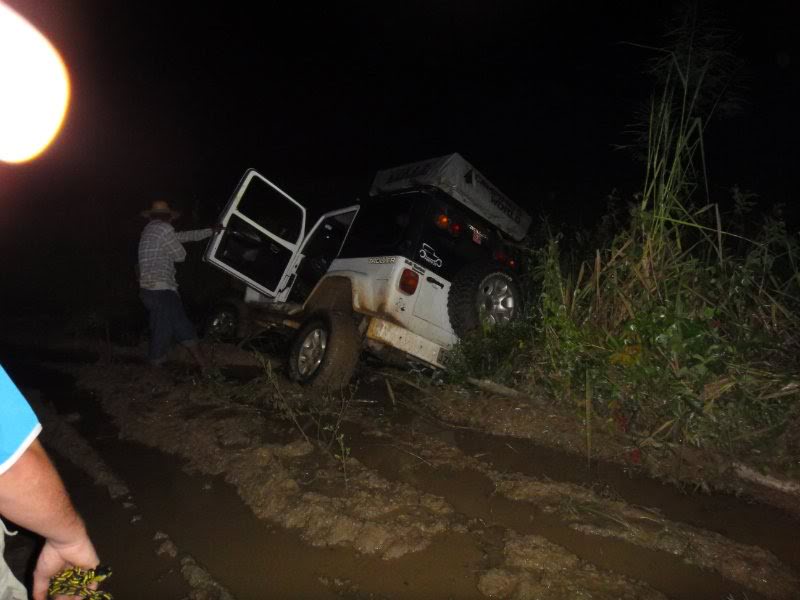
top-left (237, 177), bottom-right (303, 243)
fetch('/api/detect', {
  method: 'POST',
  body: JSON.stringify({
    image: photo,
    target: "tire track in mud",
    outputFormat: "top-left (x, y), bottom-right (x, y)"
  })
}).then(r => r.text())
top-left (54, 362), bottom-right (666, 599)
top-left (31, 359), bottom-right (800, 600)
top-left (359, 376), bottom-right (800, 590)
top-left (450, 427), bottom-right (800, 572)
top-left (94, 437), bottom-right (487, 600)
top-left (50, 362), bottom-right (488, 598)
top-left (348, 416), bottom-right (798, 600)
top-left (15, 361), bottom-right (485, 599)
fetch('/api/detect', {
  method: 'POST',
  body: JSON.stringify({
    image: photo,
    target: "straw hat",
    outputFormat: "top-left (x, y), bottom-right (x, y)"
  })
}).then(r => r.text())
top-left (141, 200), bottom-right (180, 219)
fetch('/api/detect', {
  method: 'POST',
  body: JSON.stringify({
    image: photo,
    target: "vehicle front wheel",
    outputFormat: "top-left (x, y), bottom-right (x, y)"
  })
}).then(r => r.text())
top-left (287, 312), bottom-right (361, 388)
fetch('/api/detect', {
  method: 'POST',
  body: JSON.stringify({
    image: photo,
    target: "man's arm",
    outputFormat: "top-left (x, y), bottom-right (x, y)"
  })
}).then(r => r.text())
top-left (175, 227), bottom-right (213, 243)
top-left (0, 440), bottom-right (99, 600)
top-left (162, 227), bottom-right (188, 262)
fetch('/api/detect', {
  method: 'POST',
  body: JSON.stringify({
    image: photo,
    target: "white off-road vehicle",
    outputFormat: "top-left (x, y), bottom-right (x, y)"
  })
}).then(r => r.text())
top-left (204, 153), bottom-right (532, 387)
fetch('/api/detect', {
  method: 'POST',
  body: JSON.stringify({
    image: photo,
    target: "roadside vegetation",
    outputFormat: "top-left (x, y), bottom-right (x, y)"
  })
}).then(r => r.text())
top-left (448, 11), bottom-right (800, 480)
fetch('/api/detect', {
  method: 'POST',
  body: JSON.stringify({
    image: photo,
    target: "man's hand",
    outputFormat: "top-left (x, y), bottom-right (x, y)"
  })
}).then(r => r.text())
top-left (32, 534), bottom-right (100, 600)
top-left (212, 223), bottom-right (226, 234)
top-left (0, 439), bottom-right (101, 599)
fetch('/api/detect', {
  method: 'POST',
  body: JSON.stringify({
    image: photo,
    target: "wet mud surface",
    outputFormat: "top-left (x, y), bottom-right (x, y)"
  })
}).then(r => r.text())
top-left (2, 336), bottom-right (799, 599)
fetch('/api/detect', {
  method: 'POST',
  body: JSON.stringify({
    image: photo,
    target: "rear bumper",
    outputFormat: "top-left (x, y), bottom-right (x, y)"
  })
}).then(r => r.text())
top-left (366, 317), bottom-right (446, 368)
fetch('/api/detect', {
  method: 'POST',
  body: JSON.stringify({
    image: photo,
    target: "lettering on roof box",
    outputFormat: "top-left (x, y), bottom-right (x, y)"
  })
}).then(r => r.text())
top-left (474, 172), bottom-right (522, 224)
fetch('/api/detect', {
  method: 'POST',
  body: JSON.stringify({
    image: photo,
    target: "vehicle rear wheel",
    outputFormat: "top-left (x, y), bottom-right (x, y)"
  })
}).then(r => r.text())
top-left (447, 262), bottom-right (522, 338)
top-left (204, 303), bottom-right (241, 342)
top-left (288, 311), bottom-right (361, 388)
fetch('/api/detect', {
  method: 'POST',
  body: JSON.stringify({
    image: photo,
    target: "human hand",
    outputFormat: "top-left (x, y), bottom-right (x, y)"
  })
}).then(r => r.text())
top-left (32, 534), bottom-right (100, 600)
top-left (212, 223), bottom-right (226, 234)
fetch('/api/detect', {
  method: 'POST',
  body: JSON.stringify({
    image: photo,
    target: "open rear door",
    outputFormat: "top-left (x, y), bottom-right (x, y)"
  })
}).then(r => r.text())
top-left (205, 169), bottom-right (306, 298)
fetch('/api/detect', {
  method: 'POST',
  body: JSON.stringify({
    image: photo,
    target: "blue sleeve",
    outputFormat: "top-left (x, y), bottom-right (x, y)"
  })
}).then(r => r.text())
top-left (0, 366), bottom-right (42, 475)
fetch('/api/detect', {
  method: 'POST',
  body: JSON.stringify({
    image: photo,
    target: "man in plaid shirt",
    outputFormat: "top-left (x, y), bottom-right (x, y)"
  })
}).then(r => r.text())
top-left (138, 200), bottom-right (219, 368)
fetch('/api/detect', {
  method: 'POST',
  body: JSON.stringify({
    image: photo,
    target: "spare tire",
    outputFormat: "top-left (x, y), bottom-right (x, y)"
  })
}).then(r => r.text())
top-left (447, 262), bottom-right (522, 338)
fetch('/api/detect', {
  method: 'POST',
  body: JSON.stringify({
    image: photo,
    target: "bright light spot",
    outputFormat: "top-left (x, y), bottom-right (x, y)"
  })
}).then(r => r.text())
top-left (0, 2), bottom-right (70, 163)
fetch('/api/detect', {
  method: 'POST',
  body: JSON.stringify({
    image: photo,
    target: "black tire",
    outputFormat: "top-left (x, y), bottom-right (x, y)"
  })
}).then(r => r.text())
top-left (204, 302), bottom-right (241, 342)
top-left (287, 311), bottom-right (361, 388)
top-left (447, 262), bottom-right (523, 338)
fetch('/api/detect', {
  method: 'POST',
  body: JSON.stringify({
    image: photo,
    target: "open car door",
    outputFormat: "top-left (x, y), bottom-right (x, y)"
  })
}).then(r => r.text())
top-left (286, 205), bottom-right (359, 301)
top-left (205, 169), bottom-right (306, 298)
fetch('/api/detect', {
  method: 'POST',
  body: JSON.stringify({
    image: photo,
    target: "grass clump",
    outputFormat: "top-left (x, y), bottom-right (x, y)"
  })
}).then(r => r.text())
top-left (446, 316), bottom-right (536, 388)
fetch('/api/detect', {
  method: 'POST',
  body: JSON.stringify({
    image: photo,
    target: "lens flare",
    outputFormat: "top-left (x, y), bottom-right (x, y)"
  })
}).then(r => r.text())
top-left (0, 2), bottom-right (71, 163)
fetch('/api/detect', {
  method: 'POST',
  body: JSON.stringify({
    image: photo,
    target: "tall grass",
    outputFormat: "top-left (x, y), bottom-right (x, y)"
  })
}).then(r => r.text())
top-left (449, 11), bottom-right (800, 470)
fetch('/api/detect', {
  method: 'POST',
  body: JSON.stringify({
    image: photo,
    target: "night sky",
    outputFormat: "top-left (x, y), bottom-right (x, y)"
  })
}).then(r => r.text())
top-left (1, 0), bottom-right (797, 311)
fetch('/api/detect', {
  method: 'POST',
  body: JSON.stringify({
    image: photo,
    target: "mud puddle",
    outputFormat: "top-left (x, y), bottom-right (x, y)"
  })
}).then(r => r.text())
top-left (49, 453), bottom-right (192, 599)
top-left (5, 353), bottom-right (799, 599)
top-left (3, 359), bottom-right (484, 599)
top-left (356, 374), bottom-right (800, 573)
top-left (450, 428), bottom-right (800, 572)
top-left (95, 439), bottom-right (485, 600)
top-left (351, 435), bottom-right (763, 600)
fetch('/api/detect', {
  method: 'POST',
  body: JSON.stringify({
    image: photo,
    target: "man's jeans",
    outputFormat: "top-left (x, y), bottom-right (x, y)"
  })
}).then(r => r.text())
top-left (0, 519), bottom-right (27, 600)
top-left (139, 289), bottom-right (198, 365)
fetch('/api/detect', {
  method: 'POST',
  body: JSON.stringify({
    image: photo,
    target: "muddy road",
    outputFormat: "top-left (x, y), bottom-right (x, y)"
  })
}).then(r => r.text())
top-left (2, 339), bottom-right (799, 600)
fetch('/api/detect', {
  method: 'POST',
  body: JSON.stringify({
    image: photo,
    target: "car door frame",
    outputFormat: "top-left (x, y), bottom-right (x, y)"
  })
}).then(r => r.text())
top-left (274, 204), bottom-right (360, 302)
top-left (205, 168), bottom-right (307, 298)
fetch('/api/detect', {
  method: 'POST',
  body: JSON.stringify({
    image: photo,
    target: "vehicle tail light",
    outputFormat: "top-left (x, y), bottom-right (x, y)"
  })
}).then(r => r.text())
top-left (398, 268), bottom-right (419, 295)
top-left (435, 213), bottom-right (462, 237)
top-left (493, 249), bottom-right (519, 270)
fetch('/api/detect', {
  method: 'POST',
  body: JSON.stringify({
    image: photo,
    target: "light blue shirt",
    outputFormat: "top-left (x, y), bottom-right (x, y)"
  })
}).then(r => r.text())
top-left (0, 366), bottom-right (42, 475)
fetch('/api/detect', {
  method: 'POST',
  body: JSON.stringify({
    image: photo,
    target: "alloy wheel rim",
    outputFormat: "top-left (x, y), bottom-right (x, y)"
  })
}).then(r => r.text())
top-left (478, 274), bottom-right (517, 326)
top-left (297, 327), bottom-right (327, 377)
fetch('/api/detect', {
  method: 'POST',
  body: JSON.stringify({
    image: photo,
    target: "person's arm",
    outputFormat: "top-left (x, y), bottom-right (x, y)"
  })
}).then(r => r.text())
top-left (0, 439), bottom-right (99, 600)
top-left (162, 227), bottom-right (188, 263)
top-left (175, 227), bottom-right (213, 243)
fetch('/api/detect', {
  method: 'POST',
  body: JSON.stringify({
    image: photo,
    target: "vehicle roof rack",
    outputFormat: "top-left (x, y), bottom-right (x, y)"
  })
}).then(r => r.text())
top-left (369, 153), bottom-right (531, 241)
